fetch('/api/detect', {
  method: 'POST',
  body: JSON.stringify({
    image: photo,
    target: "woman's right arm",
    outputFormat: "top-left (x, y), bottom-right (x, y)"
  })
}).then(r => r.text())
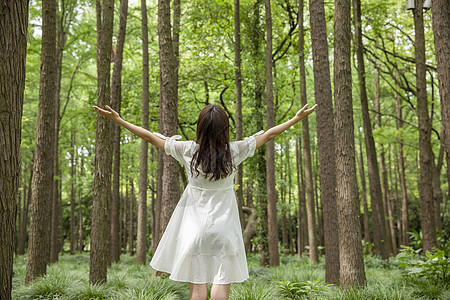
top-left (93, 105), bottom-right (165, 150)
top-left (255, 103), bottom-right (317, 149)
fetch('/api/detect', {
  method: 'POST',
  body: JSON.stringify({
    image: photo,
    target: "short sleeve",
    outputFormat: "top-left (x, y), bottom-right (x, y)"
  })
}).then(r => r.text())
top-left (154, 133), bottom-right (188, 165)
top-left (232, 130), bottom-right (264, 166)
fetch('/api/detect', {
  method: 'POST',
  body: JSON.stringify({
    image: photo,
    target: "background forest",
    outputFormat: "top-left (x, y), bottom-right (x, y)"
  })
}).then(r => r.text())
top-left (1, 0), bottom-right (450, 299)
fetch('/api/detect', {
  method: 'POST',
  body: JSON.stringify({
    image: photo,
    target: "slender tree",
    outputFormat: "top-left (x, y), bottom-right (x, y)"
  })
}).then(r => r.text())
top-left (334, 0), bottom-right (366, 288)
top-left (414, 0), bottom-right (436, 253)
top-left (0, 1), bottom-right (28, 297)
top-left (90, 0), bottom-right (114, 284)
top-left (26, 0), bottom-right (58, 284)
top-left (110, 0), bottom-right (128, 264)
top-left (395, 90), bottom-right (409, 246)
top-left (353, 0), bottom-right (388, 259)
top-left (264, 0), bottom-right (280, 267)
top-left (298, 0), bottom-right (319, 267)
top-left (432, 0), bottom-right (450, 163)
top-left (137, 0), bottom-right (149, 265)
top-left (234, 0), bottom-right (245, 229)
top-left (309, 0), bottom-right (339, 282)
top-left (158, 0), bottom-right (180, 243)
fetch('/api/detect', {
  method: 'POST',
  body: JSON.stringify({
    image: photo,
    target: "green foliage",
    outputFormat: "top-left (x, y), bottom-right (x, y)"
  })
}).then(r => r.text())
top-left (275, 279), bottom-right (333, 300)
top-left (397, 245), bottom-right (450, 285)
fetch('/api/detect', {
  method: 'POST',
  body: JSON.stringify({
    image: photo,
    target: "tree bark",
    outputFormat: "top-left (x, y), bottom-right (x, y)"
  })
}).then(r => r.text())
top-left (358, 138), bottom-right (371, 245)
top-left (298, 0), bottom-right (318, 266)
top-left (0, 1), bottom-right (28, 297)
top-left (90, 0), bottom-right (114, 285)
top-left (353, 0), bottom-right (388, 259)
top-left (432, 0), bottom-right (450, 173)
top-left (309, 0), bottom-right (339, 283)
top-left (110, 0), bottom-right (128, 264)
top-left (158, 0), bottom-right (180, 244)
top-left (334, 0), bottom-right (366, 288)
top-left (26, 0), bottom-right (57, 284)
top-left (414, 1), bottom-right (436, 254)
top-left (433, 146), bottom-right (444, 231)
top-left (373, 68), bottom-right (395, 255)
top-left (129, 178), bottom-right (135, 256)
top-left (296, 136), bottom-right (308, 256)
top-left (264, 0), bottom-right (280, 267)
top-left (136, 0), bottom-right (149, 265)
top-left (17, 161), bottom-right (32, 256)
top-left (234, 0), bottom-right (245, 230)
top-left (395, 90), bottom-right (409, 246)
top-left (70, 130), bottom-right (76, 254)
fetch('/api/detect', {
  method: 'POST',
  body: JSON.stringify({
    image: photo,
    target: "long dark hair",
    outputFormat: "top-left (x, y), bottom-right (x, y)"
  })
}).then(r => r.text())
top-left (190, 105), bottom-right (233, 180)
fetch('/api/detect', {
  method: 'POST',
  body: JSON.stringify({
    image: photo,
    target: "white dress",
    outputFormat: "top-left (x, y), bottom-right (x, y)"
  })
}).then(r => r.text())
top-left (149, 132), bottom-right (262, 284)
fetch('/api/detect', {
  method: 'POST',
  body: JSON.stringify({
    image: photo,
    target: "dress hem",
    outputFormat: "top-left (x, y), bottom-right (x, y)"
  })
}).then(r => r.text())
top-left (149, 263), bottom-right (249, 285)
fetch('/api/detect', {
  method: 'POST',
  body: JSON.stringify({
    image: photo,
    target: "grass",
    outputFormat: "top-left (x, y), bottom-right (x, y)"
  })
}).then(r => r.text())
top-left (12, 252), bottom-right (449, 299)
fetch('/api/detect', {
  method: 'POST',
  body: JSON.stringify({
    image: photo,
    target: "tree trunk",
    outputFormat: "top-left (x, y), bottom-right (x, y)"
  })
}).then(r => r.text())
top-left (433, 146), bottom-right (444, 231)
top-left (309, 0), bottom-right (339, 283)
top-left (264, 0), bottom-right (280, 267)
top-left (17, 160), bottom-right (32, 256)
top-left (129, 178), bottom-right (135, 256)
top-left (298, 0), bottom-right (318, 265)
top-left (0, 1), bottom-right (28, 297)
top-left (158, 0), bottom-right (180, 244)
top-left (110, 0), bottom-right (128, 264)
top-left (136, 0), bottom-right (148, 265)
top-left (152, 150), bottom-right (163, 252)
top-left (247, 0), bottom-right (268, 265)
top-left (26, 0), bottom-right (57, 284)
top-left (395, 90), bottom-right (409, 246)
top-left (334, 0), bottom-right (366, 288)
top-left (70, 130), bottom-right (76, 254)
top-left (296, 136), bottom-right (308, 256)
top-left (432, 0), bottom-right (450, 174)
top-left (78, 155), bottom-right (84, 253)
top-left (373, 69), bottom-right (395, 255)
top-left (358, 138), bottom-right (371, 245)
top-left (234, 0), bottom-right (245, 230)
top-left (414, 2), bottom-right (436, 254)
top-left (90, 0), bottom-right (114, 285)
top-left (353, 0), bottom-right (387, 259)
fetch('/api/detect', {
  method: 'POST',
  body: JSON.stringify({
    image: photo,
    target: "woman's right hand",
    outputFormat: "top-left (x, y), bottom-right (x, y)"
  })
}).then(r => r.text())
top-left (93, 105), bottom-right (120, 122)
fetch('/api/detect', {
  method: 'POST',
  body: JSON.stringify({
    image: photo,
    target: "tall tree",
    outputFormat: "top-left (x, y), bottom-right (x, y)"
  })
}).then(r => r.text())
top-left (352, 0), bottom-right (388, 259)
top-left (395, 90), bottom-right (409, 246)
top-left (158, 0), bottom-right (180, 243)
top-left (90, 0), bottom-right (114, 285)
top-left (298, 0), bottom-right (318, 267)
top-left (248, 0), bottom-right (269, 266)
top-left (0, 1), bottom-right (29, 298)
top-left (432, 1), bottom-right (450, 201)
top-left (414, 0), bottom-right (436, 253)
top-left (234, 0), bottom-right (245, 229)
top-left (136, 0), bottom-right (148, 265)
top-left (373, 67), bottom-right (395, 255)
top-left (309, 0), bottom-right (339, 283)
top-left (334, 0), bottom-right (366, 288)
top-left (264, 0), bottom-right (279, 267)
top-left (26, 0), bottom-right (58, 284)
top-left (110, 0), bottom-right (128, 264)
top-left (70, 130), bottom-right (76, 254)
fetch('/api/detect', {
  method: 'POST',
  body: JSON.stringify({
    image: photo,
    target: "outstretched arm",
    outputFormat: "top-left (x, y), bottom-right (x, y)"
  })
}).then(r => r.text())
top-left (93, 105), bottom-right (165, 150)
top-left (255, 103), bottom-right (317, 149)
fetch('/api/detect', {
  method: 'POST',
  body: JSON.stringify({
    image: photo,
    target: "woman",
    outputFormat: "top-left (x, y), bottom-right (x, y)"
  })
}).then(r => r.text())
top-left (93, 103), bottom-right (316, 300)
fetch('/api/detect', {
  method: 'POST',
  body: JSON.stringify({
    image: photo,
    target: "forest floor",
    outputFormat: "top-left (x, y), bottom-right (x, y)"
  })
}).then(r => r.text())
top-left (12, 252), bottom-right (449, 299)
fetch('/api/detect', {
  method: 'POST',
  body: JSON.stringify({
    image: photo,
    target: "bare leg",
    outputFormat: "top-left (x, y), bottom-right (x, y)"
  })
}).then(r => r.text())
top-left (211, 284), bottom-right (230, 300)
top-left (190, 283), bottom-right (208, 300)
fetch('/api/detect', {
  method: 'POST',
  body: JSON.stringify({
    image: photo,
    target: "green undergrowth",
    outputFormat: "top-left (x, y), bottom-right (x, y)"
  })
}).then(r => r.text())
top-left (12, 253), bottom-right (449, 299)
